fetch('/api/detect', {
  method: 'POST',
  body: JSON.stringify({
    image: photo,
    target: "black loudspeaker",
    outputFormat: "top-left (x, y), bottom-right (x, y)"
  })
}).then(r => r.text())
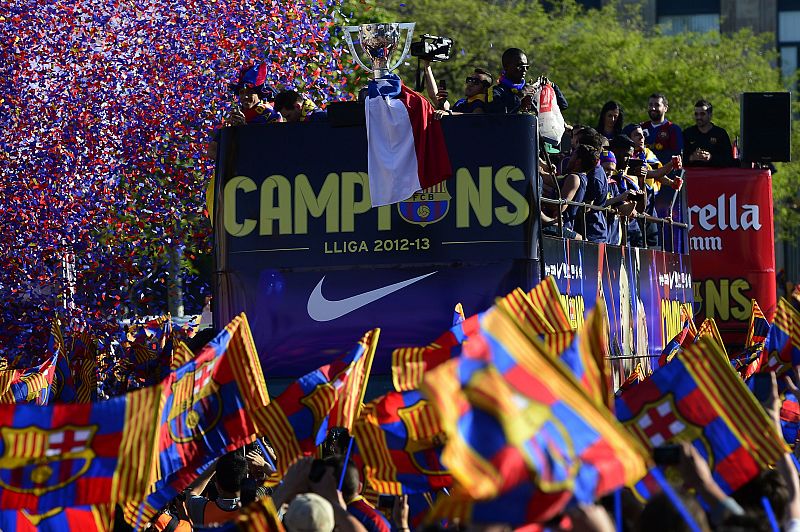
top-left (740, 92), bottom-right (792, 162)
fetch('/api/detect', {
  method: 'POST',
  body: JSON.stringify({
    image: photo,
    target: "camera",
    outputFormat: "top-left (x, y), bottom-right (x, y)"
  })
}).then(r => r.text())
top-left (410, 34), bottom-right (453, 62)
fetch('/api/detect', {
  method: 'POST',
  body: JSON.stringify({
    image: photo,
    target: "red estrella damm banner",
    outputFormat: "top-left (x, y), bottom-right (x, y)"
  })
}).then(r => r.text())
top-left (686, 167), bottom-right (776, 345)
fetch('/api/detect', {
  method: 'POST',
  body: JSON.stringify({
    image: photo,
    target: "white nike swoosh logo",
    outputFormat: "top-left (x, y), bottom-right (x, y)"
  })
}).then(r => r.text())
top-left (307, 272), bottom-right (437, 322)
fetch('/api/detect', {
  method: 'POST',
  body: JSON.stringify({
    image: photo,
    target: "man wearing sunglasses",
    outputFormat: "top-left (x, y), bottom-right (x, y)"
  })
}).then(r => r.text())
top-left (422, 61), bottom-right (492, 118)
top-left (449, 69), bottom-right (494, 114)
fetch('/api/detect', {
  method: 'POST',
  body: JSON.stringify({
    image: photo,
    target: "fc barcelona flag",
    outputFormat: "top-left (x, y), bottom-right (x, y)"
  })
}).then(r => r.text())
top-left (758, 298), bottom-right (800, 377)
top-left (0, 352), bottom-right (59, 406)
top-left (656, 318), bottom-right (691, 370)
top-left (392, 314), bottom-right (481, 392)
top-left (352, 390), bottom-right (452, 495)
top-left (422, 308), bottom-right (648, 525)
top-left (257, 330), bottom-right (380, 478)
top-left (616, 338), bottom-right (787, 494)
top-left (746, 299), bottom-right (771, 348)
top-left (127, 313), bottom-right (271, 525)
top-left (0, 380), bottom-right (161, 512)
top-left (0, 504), bottom-right (113, 531)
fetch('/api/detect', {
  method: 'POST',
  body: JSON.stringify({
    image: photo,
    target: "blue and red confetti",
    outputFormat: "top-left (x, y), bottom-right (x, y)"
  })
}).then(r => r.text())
top-left (0, 0), bottom-right (354, 364)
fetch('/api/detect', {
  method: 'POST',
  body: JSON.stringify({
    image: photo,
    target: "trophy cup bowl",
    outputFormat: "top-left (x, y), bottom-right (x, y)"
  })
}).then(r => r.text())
top-left (343, 22), bottom-right (415, 79)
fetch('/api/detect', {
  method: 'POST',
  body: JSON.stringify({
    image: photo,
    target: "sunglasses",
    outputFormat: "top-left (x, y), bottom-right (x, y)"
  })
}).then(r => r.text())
top-left (465, 77), bottom-right (489, 86)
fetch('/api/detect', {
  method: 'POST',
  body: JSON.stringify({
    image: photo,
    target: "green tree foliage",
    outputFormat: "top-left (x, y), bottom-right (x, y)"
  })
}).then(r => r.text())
top-left (370, 0), bottom-right (798, 236)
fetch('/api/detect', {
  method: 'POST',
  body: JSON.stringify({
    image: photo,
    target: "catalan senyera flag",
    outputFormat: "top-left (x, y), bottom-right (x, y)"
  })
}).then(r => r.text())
top-left (352, 390), bottom-right (452, 495)
top-left (553, 305), bottom-right (611, 410)
top-left (0, 377), bottom-right (161, 512)
top-left (69, 331), bottom-right (98, 403)
top-left (695, 318), bottom-right (727, 357)
top-left (126, 313), bottom-right (271, 526)
top-left (495, 288), bottom-right (555, 335)
top-left (616, 338), bottom-right (787, 494)
top-left (527, 276), bottom-right (574, 332)
top-left (392, 314), bottom-right (481, 392)
top-left (0, 505), bottom-right (114, 532)
top-left (328, 329), bottom-right (379, 432)
top-left (257, 330), bottom-right (379, 478)
top-left (422, 308), bottom-right (649, 525)
top-left (757, 298), bottom-right (800, 377)
top-left (745, 299), bottom-right (771, 348)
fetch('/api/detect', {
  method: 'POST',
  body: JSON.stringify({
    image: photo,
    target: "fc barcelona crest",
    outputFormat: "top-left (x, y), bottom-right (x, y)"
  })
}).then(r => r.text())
top-left (0, 425), bottom-right (97, 495)
top-left (398, 182), bottom-right (451, 227)
top-left (168, 358), bottom-right (223, 444)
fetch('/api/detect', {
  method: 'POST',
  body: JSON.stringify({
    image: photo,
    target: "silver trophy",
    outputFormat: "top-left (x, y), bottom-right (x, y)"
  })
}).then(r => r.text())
top-left (342, 22), bottom-right (415, 79)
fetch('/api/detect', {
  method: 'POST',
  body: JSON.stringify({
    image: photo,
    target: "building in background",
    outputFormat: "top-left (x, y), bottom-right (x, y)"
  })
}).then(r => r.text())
top-left (582, 0), bottom-right (799, 86)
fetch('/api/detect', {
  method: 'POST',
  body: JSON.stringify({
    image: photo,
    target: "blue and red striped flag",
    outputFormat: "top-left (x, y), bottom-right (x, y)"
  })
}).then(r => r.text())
top-left (617, 338), bottom-right (787, 494)
top-left (258, 329), bottom-right (380, 478)
top-left (352, 390), bottom-right (452, 495)
top-left (746, 299), bottom-right (771, 348)
top-left (422, 307), bottom-right (648, 525)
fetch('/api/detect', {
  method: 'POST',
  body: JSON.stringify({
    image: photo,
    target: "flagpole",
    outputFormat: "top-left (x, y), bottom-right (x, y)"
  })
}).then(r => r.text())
top-left (338, 435), bottom-right (355, 491)
top-left (649, 468), bottom-right (701, 532)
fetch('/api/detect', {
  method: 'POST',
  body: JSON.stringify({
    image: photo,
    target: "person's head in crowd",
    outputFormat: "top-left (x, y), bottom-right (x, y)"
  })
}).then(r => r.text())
top-left (732, 468), bottom-right (789, 522)
top-left (597, 101), bottom-right (625, 138)
top-left (610, 134), bottom-right (636, 167)
top-left (574, 126), bottom-right (605, 151)
top-left (283, 492), bottom-right (335, 532)
top-left (229, 64), bottom-right (276, 111)
top-left (274, 90), bottom-right (305, 122)
top-left (636, 492), bottom-right (711, 532)
top-left (215, 451), bottom-right (248, 497)
top-left (600, 149), bottom-right (617, 174)
top-left (322, 455), bottom-right (360, 501)
top-left (501, 48), bottom-right (529, 84)
top-left (693, 99), bottom-right (713, 131)
top-left (647, 93), bottom-right (670, 124)
top-left (569, 144), bottom-right (601, 174)
top-left (623, 123), bottom-right (647, 152)
top-left (465, 68), bottom-right (493, 98)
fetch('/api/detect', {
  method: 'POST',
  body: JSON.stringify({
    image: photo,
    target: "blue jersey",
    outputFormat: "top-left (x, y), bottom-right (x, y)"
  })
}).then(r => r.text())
top-left (640, 120), bottom-right (683, 164)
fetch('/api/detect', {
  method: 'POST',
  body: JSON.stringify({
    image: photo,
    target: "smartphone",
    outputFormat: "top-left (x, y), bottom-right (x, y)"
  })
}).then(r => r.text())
top-left (751, 373), bottom-right (773, 402)
top-left (440, 79), bottom-right (447, 91)
top-left (308, 458), bottom-right (327, 483)
top-left (653, 444), bottom-right (681, 465)
top-left (626, 159), bottom-right (644, 171)
top-left (377, 494), bottom-right (396, 510)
